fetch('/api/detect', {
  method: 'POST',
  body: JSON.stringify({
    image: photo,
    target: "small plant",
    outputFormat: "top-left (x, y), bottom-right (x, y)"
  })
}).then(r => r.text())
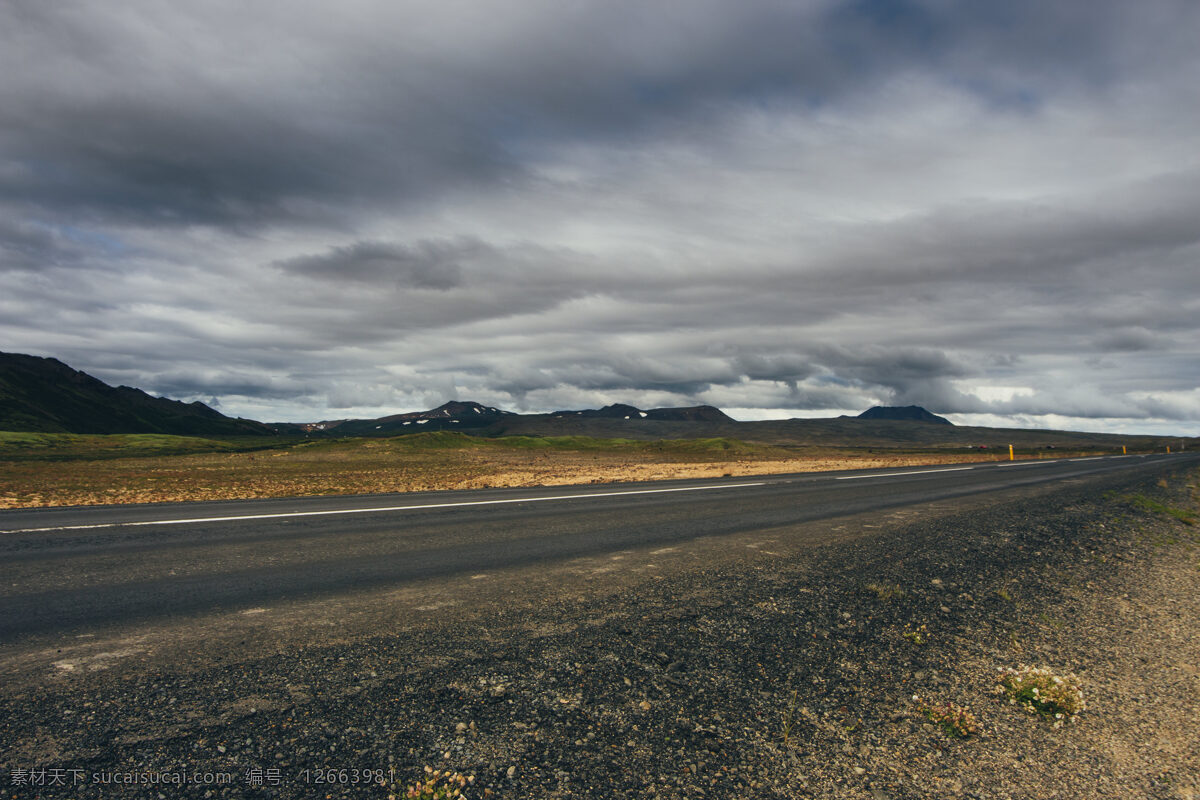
top-left (902, 623), bottom-right (928, 645)
top-left (915, 696), bottom-right (979, 739)
top-left (1121, 493), bottom-right (1196, 525)
top-left (781, 689), bottom-right (800, 747)
top-left (393, 767), bottom-right (474, 800)
top-left (866, 582), bottom-right (906, 601)
top-left (996, 587), bottom-right (1013, 602)
top-left (998, 665), bottom-right (1086, 727)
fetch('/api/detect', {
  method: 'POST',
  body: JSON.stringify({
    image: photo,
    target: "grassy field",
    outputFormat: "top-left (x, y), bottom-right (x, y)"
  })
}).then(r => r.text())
top-left (0, 431), bottom-right (291, 460)
top-left (0, 430), bottom-right (1098, 509)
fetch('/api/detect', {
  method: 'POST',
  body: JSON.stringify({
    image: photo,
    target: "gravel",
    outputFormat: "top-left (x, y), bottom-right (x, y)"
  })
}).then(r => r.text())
top-left (1, 463), bottom-right (1197, 799)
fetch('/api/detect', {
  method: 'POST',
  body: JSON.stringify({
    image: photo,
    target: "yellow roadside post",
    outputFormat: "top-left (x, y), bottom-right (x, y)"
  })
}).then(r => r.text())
top-left (1167, 445), bottom-right (1171, 453)
top-left (1123, 445), bottom-right (1127, 455)
top-left (1009, 444), bottom-right (1014, 461)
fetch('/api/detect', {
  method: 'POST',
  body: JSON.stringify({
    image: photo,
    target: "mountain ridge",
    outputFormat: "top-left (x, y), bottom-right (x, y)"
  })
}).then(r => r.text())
top-left (856, 405), bottom-right (953, 425)
top-left (0, 352), bottom-right (274, 436)
top-left (1, 352), bottom-right (1190, 452)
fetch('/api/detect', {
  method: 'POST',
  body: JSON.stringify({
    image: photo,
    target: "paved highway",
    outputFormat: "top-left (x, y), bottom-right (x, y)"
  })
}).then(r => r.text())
top-left (1, 453), bottom-right (1194, 642)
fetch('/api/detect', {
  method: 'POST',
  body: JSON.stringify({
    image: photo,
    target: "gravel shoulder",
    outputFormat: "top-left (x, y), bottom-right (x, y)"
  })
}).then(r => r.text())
top-left (1, 463), bottom-right (1197, 799)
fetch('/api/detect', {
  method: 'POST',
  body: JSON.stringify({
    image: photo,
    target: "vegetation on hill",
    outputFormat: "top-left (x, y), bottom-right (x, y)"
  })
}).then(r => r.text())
top-left (0, 431), bottom-right (288, 461)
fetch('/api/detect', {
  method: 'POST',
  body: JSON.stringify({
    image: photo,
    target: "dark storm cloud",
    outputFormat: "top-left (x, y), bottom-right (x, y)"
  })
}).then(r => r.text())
top-left (1, 5), bottom-right (517, 228)
top-left (1093, 328), bottom-right (1165, 354)
top-left (1, 0), bottom-right (1197, 431)
top-left (730, 353), bottom-right (818, 385)
top-left (802, 168), bottom-right (1200, 293)
top-left (278, 240), bottom-right (470, 289)
top-left (0, 219), bottom-right (90, 272)
top-left (3, 0), bottom-right (1180, 229)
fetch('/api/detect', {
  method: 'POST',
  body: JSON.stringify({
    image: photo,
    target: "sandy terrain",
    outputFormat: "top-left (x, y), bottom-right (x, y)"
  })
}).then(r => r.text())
top-left (0, 445), bottom-right (1026, 509)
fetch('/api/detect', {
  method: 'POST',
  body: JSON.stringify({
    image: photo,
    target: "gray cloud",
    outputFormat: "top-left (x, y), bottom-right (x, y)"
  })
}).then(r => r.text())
top-left (278, 240), bottom-right (471, 289)
top-left (0, 218), bottom-right (101, 272)
top-left (6, 1), bottom-right (1191, 228)
top-left (1, 0), bottom-right (1198, 433)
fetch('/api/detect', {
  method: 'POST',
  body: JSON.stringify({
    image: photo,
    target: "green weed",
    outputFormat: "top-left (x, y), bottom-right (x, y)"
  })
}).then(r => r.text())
top-left (915, 696), bottom-right (980, 739)
top-left (781, 689), bottom-right (800, 747)
top-left (1119, 493), bottom-right (1196, 525)
top-left (392, 768), bottom-right (474, 799)
top-left (998, 666), bottom-right (1085, 726)
top-left (865, 582), bottom-right (907, 602)
top-left (0, 431), bottom-right (249, 460)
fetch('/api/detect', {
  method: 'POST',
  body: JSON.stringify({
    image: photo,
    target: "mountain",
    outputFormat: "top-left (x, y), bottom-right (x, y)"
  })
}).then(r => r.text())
top-left (551, 404), bottom-right (734, 422)
top-left (856, 405), bottom-right (953, 425)
top-left (310, 401), bottom-right (739, 438)
top-left (553, 403), bottom-right (646, 419)
top-left (0, 352), bottom-right (274, 435)
top-left (308, 401), bottom-right (515, 436)
top-left (7, 351), bottom-right (1184, 453)
top-left (645, 405), bottom-right (734, 422)
top-left (321, 401), bottom-right (732, 435)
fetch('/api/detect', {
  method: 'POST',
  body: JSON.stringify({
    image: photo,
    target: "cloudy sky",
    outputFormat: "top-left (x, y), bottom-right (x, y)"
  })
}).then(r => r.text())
top-left (2, 1), bottom-right (1198, 433)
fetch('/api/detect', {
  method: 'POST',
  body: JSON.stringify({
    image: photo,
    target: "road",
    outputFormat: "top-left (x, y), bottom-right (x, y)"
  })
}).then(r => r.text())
top-left (0, 453), bottom-right (1194, 643)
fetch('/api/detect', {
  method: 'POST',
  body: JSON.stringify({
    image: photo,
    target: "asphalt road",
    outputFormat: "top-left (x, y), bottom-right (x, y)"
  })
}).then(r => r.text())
top-left (1, 453), bottom-right (1194, 643)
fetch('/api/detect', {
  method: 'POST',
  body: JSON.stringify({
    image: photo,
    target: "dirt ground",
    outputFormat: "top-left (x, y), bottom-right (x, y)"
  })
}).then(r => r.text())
top-left (1, 444), bottom-right (1025, 509)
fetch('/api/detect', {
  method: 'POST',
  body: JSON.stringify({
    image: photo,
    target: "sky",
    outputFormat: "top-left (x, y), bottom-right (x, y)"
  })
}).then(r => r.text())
top-left (2, 1), bottom-right (1198, 434)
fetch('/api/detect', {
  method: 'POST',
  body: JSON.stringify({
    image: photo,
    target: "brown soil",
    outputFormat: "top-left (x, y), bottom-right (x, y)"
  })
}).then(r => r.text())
top-left (0, 446), bottom-right (1025, 509)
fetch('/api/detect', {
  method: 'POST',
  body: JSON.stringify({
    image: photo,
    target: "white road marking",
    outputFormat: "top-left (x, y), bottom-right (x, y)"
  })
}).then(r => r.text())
top-left (4, 482), bottom-right (768, 534)
top-left (835, 467), bottom-right (974, 481)
top-left (1068, 457), bottom-right (1106, 462)
top-left (998, 460), bottom-right (1059, 467)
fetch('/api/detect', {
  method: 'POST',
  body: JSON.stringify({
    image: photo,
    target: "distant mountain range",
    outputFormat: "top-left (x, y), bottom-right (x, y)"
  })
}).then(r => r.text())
top-left (305, 401), bottom-right (734, 436)
top-left (0, 352), bottom-right (274, 436)
top-left (1, 352), bottom-right (1187, 452)
top-left (857, 405), bottom-right (952, 425)
top-left (303, 401), bottom-right (515, 436)
top-left (553, 403), bottom-right (734, 422)
top-left (0, 352), bottom-right (742, 437)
